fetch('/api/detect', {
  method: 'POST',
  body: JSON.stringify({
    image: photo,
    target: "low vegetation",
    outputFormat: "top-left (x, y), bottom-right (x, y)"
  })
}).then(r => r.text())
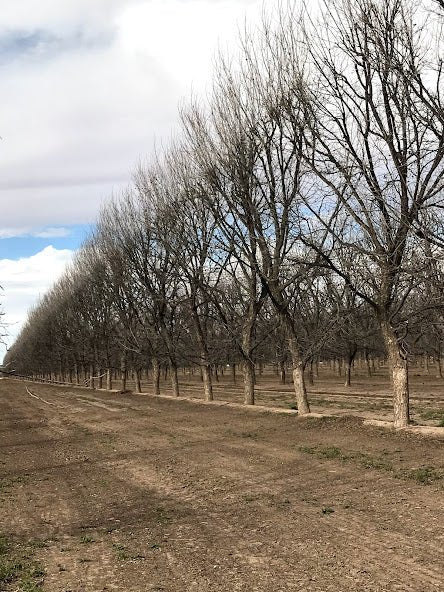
top-left (0, 534), bottom-right (45, 591)
top-left (298, 445), bottom-right (443, 485)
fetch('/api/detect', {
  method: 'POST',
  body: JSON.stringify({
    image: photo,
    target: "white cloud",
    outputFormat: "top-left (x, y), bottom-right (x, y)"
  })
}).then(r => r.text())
top-left (0, 227), bottom-right (30, 239)
top-left (0, 246), bottom-right (74, 361)
top-left (0, 226), bottom-right (72, 239)
top-left (0, 0), bottom-right (266, 230)
top-left (32, 227), bottom-right (72, 238)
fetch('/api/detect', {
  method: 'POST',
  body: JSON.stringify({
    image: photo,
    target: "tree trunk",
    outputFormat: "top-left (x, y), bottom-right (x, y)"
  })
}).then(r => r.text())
top-left (243, 360), bottom-right (255, 405)
top-left (344, 358), bottom-right (352, 387)
top-left (380, 322), bottom-right (410, 428)
top-left (89, 364), bottom-right (95, 389)
top-left (135, 369), bottom-right (142, 393)
top-left (337, 358), bottom-right (343, 377)
top-left (120, 353), bottom-right (127, 392)
top-left (345, 348), bottom-right (357, 387)
top-left (170, 360), bottom-right (179, 397)
top-left (241, 322), bottom-right (255, 405)
top-left (288, 337), bottom-right (310, 415)
top-left (202, 364), bottom-right (213, 401)
top-left (437, 347), bottom-right (443, 379)
top-left (364, 349), bottom-right (372, 377)
top-left (231, 363), bottom-right (236, 383)
top-left (152, 358), bottom-right (160, 396)
top-left (75, 363), bottom-right (80, 385)
top-left (106, 368), bottom-right (112, 390)
top-left (279, 360), bottom-right (286, 384)
top-left (190, 304), bottom-right (213, 399)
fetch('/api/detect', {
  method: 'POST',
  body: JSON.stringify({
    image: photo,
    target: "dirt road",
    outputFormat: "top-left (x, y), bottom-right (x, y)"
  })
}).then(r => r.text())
top-left (0, 379), bottom-right (443, 591)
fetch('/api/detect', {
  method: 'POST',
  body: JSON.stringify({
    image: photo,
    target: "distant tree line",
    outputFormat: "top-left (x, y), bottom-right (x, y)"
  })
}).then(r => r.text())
top-left (5, 0), bottom-right (444, 427)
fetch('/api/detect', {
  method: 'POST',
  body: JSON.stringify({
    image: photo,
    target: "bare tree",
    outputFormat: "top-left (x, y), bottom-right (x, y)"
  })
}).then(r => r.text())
top-left (152, 147), bottom-right (220, 401)
top-left (281, 0), bottom-right (444, 426)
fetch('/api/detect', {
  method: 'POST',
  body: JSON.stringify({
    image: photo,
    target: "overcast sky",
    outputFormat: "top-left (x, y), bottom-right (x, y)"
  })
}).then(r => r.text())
top-left (1, 0), bottom-right (271, 361)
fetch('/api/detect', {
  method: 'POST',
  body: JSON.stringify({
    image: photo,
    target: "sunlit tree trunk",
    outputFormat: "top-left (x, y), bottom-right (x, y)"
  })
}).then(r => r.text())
top-left (106, 368), bottom-right (112, 390)
top-left (279, 360), bottom-right (286, 384)
top-left (288, 337), bottom-right (310, 415)
top-left (381, 321), bottom-right (410, 428)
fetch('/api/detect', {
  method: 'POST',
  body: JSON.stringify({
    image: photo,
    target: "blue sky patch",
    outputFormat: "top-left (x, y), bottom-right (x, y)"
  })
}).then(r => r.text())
top-left (0, 224), bottom-right (92, 259)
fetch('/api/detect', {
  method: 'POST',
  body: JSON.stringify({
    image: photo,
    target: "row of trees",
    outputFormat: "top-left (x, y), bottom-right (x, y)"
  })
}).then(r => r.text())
top-left (5, 0), bottom-right (444, 427)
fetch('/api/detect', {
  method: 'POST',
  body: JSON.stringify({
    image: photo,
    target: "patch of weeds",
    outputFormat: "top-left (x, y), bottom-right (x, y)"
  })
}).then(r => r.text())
top-left (354, 453), bottom-right (393, 472)
top-left (299, 444), bottom-right (391, 469)
top-left (112, 543), bottom-right (129, 561)
top-left (0, 475), bottom-right (29, 492)
top-left (0, 534), bottom-right (45, 590)
top-left (419, 408), bottom-right (444, 422)
top-left (17, 574), bottom-right (44, 592)
top-left (319, 446), bottom-right (342, 459)
top-left (243, 494), bottom-right (261, 503)
top-left (0, 535), bottom-right (9, 556)
top-left (299, 445), bottom-right (316, 455)
top-left (241, 432), bottom-right (258, 439)
top-left (269, 497), bottom-right (291, 510)
top-left (80, 535), bottom-right (94, 544)
top-left (438, 417), bottom-right (444, 428)
top-left (403, 466), bottom-right (443, 485)
top-left (155, 508), bottom-right (171, 524)
top-left (298, 445), bottom-right (342, 459)
top-left (28, 566), bottom-right (45, 579)
top-left (28, 540), bottom-right (48, 550)
top-left (112, 543), bottom-right (144, 561)
top-left (0, 558), bottom-right (23, 585)
top-left (321, 507), bottom-right (335, 515)
top-left (299, 443), bottom-right (443, 486)
top-left (288, 404), bottom-right (298, 410)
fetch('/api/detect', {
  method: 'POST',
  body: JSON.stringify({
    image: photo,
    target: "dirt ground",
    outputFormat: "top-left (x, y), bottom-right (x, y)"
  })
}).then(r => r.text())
top-left (113, 364), bottom-right (444, 426)
top-left (0, 378), bottom-right (443, 592)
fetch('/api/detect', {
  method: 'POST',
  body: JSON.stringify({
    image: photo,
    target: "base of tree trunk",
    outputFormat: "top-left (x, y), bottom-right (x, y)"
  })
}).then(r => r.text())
top-left (202, 365), bottom-right (213, 401)
top-left (243, 361), bottom-right (255, 405)
top-left (392, 365), bottom-right (410, 428)
top-left (292, 365), bottom-right (310, 415)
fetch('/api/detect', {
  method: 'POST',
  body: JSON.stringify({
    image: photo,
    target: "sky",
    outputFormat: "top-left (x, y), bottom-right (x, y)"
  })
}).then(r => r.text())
top-left (0, 0), bottom-right (270, 361)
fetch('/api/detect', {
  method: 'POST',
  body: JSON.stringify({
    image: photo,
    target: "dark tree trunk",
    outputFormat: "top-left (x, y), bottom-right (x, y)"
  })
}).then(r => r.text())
top-left (152, 357), bottom-right (160, 396)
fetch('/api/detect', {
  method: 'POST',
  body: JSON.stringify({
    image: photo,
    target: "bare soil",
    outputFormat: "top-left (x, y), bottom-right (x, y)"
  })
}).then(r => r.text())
top-left (0, 378), bottom-right (443, 591)
top-left (120, 365), bottom-right (444, 426)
